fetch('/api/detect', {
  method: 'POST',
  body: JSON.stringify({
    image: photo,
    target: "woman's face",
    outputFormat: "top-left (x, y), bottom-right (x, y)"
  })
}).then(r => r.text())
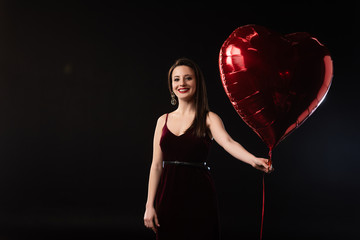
top-left (172, 65), bottom-right (196, 102)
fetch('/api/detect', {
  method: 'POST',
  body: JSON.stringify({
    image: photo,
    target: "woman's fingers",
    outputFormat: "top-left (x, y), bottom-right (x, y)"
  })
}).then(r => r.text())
top-left (144, 216), bottom-right (159, 233)
top-left (262, 159), bottom-right (270, 169)
top-left (263, 158), bottom-right (274, 173)
top-left (254, 158), bottom-right (273, 173)
top-left (269, 163), bottom-right (274, 171)
top-left (144, 219), bottom-right (156, 233)
top-left (154, 213), bottom-right (160, 227)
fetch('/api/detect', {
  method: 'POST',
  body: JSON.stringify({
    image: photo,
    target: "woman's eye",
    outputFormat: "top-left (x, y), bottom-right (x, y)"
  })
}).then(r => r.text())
top-left (186, 77), bottom-right (192, 80)
top-left (174, 78), bottom-right (179, 82)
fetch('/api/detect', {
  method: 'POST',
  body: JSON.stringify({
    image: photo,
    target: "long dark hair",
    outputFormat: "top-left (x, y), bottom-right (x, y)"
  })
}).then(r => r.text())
top-left (167, 58), bottom-right (210, 138)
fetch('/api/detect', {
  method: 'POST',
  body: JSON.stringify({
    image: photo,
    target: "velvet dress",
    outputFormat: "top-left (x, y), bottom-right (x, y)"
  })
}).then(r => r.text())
top-left (155, 114), bottom-right (220, 240)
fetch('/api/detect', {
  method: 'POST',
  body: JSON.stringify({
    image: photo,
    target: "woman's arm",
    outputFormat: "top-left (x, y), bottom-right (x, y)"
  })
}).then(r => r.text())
top-left (144, 114), bottom-right (165, 233)
top-left (207, 112), bottom-right (271, 173)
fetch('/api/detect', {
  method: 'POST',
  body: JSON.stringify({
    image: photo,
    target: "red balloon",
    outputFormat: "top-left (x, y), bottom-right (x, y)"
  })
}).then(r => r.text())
top-left (219, 25), bottom-right (333, 152)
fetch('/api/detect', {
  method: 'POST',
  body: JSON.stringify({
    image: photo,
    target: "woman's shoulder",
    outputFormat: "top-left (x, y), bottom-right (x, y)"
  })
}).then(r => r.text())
top-left (157, 110), bottom-right (178, 122)
top-left (156, 112), bottom-right (173, 127)
top-left (207, 111), bottom-right (221, 121)
top-left (153, 113), bottom-right (168, 133)
top-left (156, 113), bottom-right (168, 125)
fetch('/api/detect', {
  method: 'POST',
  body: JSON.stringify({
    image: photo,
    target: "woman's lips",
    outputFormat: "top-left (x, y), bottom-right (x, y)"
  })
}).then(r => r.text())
top-left (178, 88), bottom-right (190, 93)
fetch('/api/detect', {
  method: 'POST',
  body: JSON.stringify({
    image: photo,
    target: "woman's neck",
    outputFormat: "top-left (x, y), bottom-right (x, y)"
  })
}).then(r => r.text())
top-left (176, 99), bottom-right (196, 116)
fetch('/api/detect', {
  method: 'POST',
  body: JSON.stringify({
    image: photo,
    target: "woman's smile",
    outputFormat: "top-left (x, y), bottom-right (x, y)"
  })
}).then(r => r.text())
top-left (178, 87), bottom-right (190, 93)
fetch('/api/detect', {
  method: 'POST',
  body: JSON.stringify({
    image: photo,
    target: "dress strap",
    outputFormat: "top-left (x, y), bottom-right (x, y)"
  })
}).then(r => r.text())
top-left (165, 113), bottom-right (169, 124)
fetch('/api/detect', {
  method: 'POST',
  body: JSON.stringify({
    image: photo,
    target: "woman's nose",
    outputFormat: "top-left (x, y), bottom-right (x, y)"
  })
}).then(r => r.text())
top-left (180, 78), bottom-right (186, 86)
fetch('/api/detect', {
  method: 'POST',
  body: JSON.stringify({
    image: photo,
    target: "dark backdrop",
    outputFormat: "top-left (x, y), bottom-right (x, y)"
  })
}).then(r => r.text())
top-left (0, 1), bottom-right (358, 239)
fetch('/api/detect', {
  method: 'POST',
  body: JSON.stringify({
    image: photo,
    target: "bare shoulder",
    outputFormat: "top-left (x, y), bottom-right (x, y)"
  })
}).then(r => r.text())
top-left (156, 113), bottom-right (168, 128)
top-left (207, 111), bottom-right (222, 125)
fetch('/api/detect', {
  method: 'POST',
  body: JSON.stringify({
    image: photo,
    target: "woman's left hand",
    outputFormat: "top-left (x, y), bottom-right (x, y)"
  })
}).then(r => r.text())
top-left (251, 157), bottom-right (273, 173)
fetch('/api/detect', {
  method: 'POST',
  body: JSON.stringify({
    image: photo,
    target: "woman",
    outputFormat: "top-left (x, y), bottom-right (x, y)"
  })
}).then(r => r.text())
top-left (144, 58), bottom-right (271, 240)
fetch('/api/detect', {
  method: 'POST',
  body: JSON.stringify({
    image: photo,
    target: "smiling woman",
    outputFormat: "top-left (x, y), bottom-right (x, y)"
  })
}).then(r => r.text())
top-left (167, 58), bottom-right (210, 138)
top-left (144, 58), bottom-right (271, 240)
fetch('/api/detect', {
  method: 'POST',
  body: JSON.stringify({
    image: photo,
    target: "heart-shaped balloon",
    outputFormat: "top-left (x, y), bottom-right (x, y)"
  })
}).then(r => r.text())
top-left (219, 25), bottom-right (333, 152)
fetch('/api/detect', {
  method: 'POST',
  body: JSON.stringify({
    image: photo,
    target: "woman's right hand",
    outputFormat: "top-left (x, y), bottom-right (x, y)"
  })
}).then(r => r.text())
top-left (144, 206), bottom-right (160, 233)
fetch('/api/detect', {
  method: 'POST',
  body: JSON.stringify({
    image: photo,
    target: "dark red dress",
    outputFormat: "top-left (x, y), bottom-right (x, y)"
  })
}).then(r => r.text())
top-left (155, 114), bottom-right (220, 240)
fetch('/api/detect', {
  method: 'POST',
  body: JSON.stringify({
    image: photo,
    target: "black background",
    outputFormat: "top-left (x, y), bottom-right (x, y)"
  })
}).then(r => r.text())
top-left (0, 1), bottom-right (358, 239)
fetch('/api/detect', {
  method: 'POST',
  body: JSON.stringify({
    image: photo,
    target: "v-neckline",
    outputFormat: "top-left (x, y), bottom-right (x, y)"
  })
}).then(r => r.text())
top-left (165, 121), bottom-right (188, 137)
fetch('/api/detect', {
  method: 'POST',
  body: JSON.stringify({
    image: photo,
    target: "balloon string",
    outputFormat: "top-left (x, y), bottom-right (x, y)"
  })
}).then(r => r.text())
top-left (260, 149), bottom-right (272, 240)
top-left (260, 173), bottom-right (265, 240)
